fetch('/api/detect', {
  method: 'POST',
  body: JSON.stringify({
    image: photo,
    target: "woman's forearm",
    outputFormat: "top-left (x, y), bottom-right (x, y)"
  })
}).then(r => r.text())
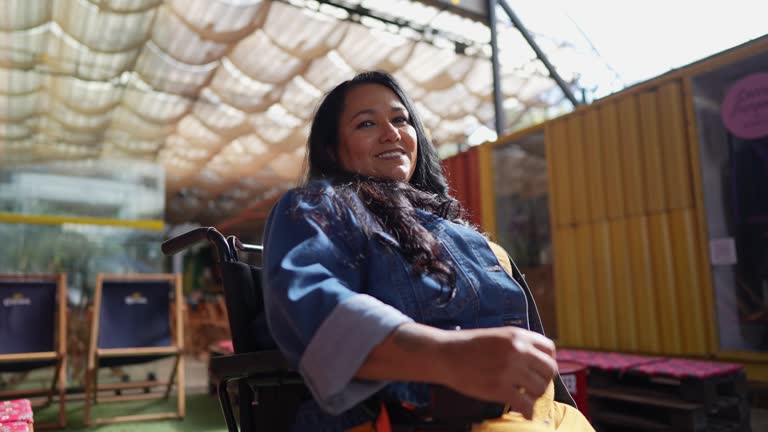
top-left (355, 322), bottom-right (450, 384)
top-left (353, 322), bottom-right (559, 420)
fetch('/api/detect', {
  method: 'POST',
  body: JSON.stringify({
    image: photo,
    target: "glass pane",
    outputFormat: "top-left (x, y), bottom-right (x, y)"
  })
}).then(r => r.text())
top-left (0, 159), bottom-right (166, 302)
top-left (0, 159), bottom-right (164, 221)
top-left (0, 223), bottom-right (163, 304)
top-left (691, 52), bottom-right (768, 353)
top-left (492, 131), bottom-right (556, 336)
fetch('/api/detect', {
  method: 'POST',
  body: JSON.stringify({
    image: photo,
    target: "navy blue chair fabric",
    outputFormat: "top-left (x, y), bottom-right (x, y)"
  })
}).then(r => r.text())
top-left (97, 280), bottom-right (172, 349)
top-left (0, 275), bottom-right (68, 428)
top-left (0, 281), bottom-right (56, 355)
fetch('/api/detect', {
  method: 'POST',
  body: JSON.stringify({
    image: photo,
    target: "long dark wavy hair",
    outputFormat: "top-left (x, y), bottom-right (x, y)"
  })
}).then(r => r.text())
top-left (303, 71), bottom-right (466, 290)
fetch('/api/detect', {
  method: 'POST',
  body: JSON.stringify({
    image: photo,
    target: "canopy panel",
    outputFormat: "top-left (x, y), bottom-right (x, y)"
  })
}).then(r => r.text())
top-left (0, 0), bottom-right (615, 224)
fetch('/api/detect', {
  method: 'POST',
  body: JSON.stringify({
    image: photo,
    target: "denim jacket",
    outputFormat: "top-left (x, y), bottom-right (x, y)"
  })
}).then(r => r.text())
top-left (262, 180), bottom-right (575, 431)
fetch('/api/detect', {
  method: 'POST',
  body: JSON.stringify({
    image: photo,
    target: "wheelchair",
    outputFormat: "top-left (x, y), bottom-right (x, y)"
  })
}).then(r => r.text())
top-left (162, 227), bottom-right (505, 432)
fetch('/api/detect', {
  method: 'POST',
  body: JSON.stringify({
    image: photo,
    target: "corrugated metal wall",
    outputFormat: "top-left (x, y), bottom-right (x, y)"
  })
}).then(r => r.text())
top-left (443, 147), bottom-right (483, 229)
top-left (546, 80), bottom-right (712, 356)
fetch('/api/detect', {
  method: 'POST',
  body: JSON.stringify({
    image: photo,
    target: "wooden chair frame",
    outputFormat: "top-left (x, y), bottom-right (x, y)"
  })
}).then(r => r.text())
top-left (0, 273), bottom-right (67, 429)
top-left (84, 273), bottom-right (185, 426)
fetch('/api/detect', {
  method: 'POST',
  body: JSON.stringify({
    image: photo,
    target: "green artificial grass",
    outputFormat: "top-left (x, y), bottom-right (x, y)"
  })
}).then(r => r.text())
top-left (32, 392), bottom-right (227, 432)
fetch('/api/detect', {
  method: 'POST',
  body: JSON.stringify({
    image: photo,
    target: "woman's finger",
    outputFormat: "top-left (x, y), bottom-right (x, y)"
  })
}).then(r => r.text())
top-left (529, 332), bottom-right (556, 357)
top-left (522, 343), bottom-right (558, 384)
top-left (514, 367), bottom-right (551, 399)
top-left (506, 386), bottom-right (535, 420)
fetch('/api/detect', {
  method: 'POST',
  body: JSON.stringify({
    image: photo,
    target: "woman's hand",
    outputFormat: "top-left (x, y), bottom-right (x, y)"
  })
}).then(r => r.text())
top-left (433, 326), bottom-right (557, 420)
top-left (356, 323), bottom-right (557, 420)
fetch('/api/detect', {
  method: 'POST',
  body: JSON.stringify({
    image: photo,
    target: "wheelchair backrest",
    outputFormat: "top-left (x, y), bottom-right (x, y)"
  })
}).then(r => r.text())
top-left (219, 261), bottom-right (278, 354)
top-left (161, 227), bottom-right (276, 355)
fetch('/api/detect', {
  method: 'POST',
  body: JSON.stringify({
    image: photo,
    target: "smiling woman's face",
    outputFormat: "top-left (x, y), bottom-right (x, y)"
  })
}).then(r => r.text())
top-left (336, 83), bottom-right (418, 182)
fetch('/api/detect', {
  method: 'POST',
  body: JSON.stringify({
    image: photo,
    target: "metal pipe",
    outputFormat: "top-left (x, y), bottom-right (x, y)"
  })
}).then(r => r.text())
top-left (487, 0), bottom-right (505, 135)
top-left (497, 0), bottom-right (581, 107)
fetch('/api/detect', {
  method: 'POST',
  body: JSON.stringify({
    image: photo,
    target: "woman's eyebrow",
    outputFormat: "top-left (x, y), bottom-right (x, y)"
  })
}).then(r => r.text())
top-left (350, 108), bottom-right (376, 121)
top-left (350, 106), bottom-right (407, 121)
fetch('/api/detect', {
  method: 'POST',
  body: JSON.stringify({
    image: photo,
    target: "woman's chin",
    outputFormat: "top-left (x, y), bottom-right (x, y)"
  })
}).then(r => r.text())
top-left (380, 170), bottom-right (411, 182)
top-left (354, 165), bottom-right (412, 182)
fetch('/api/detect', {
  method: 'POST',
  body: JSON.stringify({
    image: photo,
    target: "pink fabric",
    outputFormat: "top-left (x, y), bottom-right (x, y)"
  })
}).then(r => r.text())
top-left (0, 422), bottom-right (31, 432)
top-left (557, 349), bottom-right (663, 372)
top-left (0, 400), bottom-right (33, 424)
top-left (631, 358), bottom-right (743, 379)
top-left (215, 339), bottom-right (234, 353)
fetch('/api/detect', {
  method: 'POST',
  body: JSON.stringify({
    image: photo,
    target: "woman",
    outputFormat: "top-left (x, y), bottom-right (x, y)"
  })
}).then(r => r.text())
top-left (262, 71), bottom-right (593, 431)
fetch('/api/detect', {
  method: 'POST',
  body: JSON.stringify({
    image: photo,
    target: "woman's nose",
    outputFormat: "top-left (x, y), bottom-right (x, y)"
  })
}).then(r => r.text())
top-left (380, 122), bottom-right (400, 143)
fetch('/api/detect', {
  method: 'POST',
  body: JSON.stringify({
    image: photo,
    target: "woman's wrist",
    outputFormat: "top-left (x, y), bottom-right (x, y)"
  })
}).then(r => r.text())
top-left (392, 322), bottom-right (454, 384)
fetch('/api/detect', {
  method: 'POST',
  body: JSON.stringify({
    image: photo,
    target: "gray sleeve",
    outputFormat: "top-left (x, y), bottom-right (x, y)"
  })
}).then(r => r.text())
top-left (298, 294), bottom-right (414, 415)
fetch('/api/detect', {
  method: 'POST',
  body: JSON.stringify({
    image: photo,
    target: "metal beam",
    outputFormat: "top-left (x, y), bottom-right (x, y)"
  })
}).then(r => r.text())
top-left (314, 0), bottom-right (484, 56)
top-left (416, 0), bottom-right (488, 22)
top-left (497, 0), bottom-right (581, 107)
top-left (487, 0), bottom-right (505, 135)
top-left (311, 0), bottom-right (579, 114)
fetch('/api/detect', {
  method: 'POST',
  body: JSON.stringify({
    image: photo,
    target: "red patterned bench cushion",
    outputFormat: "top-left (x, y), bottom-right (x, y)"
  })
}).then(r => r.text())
top-left (0, 422), bottom-right (31, 432)
top-left (0, 400), bottom-right (33, 424)
top-left (557, 349), bottom-right (663, 372)
top-left (630, 358), bottom-right (743, 379)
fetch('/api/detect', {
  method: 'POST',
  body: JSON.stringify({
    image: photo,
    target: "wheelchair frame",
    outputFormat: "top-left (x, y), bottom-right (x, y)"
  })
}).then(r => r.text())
top-left (162, 227), bottom-right (505, 431)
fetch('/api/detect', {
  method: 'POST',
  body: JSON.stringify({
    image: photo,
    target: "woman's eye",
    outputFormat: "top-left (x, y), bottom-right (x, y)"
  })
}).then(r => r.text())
top-left (392, 116), bottom-right (409, 125)
top-left (356, 120), bottom-right (374, 128)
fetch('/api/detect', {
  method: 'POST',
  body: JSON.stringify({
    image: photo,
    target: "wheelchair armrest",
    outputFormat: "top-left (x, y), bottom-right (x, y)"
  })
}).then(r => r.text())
top-left (211, 351), bottom-right (306, 432)
top-left (210, 350), bottom-right (294, 381)
top-left (211, 351), bottom-right (505, 426)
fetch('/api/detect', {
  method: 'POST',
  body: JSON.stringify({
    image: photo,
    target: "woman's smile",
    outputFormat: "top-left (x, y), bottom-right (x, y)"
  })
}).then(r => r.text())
top-left (375, 149), bottom-right (407, 159)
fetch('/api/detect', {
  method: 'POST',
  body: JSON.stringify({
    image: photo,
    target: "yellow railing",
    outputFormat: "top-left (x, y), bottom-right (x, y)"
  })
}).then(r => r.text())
top-left (0, 212), bottom-right (164, 231)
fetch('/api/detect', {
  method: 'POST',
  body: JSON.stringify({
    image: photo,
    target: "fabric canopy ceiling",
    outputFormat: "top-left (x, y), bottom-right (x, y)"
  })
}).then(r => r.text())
top-left (0, 0), bottom-right (612, 225)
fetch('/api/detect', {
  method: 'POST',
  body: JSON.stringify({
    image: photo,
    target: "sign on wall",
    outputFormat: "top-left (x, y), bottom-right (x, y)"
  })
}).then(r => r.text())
top-left (721, 72), bottom-right (768, 140)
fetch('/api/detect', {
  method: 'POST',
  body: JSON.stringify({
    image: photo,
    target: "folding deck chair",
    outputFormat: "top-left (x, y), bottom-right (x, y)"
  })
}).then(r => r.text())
top-left (84, 273), bottom-right (185, 425)
top-left (162, 227), bottom-right (504, 432)
top-left (0, 274), bottom-right (67, 429)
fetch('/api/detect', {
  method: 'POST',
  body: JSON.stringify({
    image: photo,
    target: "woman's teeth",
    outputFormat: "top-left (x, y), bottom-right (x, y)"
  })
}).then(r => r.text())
top-left (377, 151), bottom-right (403, 159)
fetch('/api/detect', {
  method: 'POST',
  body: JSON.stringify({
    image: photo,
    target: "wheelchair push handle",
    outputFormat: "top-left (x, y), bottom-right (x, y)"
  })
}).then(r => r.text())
top-left (232, 236), bottom-right (262, 253)
top-left (161, 226), bottom-right (234, 263)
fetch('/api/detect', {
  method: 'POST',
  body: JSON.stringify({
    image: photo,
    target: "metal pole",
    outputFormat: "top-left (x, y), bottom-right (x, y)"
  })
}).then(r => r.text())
top-left (497, 0), bottom-right (580, 107)
top-left (487, 0), bottom-right (505, 136)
